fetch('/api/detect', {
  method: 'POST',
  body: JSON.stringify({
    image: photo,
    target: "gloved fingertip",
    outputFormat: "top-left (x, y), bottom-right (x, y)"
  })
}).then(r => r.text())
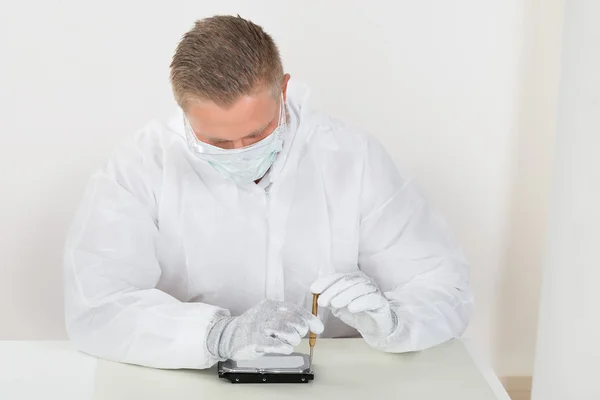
top-left (347, 294), bottom-right (387, 313)
top-left (347, 305), bottom-right (364, 314)
top-left (317, 296), bottom-right (329, 308)
top-left (310, 318), bottom-right (324, 334)
top-left (310, 273), bottom-right (342, 294)
top-left (309, 283), bottom-right (322, 295)
top-left (297, 324), bottom-right (309, 337)
top-left (330, 296), bottom-right (349, 310)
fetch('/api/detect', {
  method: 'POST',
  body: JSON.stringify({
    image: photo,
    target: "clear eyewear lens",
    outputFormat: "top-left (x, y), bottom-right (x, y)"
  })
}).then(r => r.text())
top-left (184, 95), bottom-right (286, 156)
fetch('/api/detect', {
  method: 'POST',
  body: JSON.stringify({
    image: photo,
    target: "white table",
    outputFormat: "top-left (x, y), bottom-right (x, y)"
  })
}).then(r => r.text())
top-left (0, 339), bottom-right (510, 400)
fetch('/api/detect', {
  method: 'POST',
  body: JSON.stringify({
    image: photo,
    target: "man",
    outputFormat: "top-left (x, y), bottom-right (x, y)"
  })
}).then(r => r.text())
top-left (64, 15), bottom-right (473, 369)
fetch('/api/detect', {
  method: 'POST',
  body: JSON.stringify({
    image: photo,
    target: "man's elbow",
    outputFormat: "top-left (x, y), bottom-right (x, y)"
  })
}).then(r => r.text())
top-left (65, 305), bottom-right (123, 363)
top-left (65, 309), bottom-right (101, 358)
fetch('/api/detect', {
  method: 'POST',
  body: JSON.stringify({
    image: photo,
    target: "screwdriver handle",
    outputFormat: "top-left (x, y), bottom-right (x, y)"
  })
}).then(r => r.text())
top-left (309, 293), bottom-right (319, 347)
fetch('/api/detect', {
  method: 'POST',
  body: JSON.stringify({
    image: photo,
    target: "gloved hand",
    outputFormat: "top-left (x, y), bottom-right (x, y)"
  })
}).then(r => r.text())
top-left (310, 271), bottom-right (398, 340)
top-left (206, 299), bottom-right (324, 361)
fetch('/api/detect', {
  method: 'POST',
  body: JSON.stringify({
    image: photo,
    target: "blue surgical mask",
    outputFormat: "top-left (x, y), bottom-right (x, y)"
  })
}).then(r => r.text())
top-left (184, 96), bottom-right (286, 185)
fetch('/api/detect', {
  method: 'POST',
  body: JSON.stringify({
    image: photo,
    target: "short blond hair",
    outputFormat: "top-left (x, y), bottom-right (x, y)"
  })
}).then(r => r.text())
top-left (170, 15), bottom-right (284, 109)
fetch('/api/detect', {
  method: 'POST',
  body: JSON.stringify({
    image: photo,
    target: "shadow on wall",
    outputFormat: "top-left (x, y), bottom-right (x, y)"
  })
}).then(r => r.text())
top-left (496, 0), bottom-right (563, 377)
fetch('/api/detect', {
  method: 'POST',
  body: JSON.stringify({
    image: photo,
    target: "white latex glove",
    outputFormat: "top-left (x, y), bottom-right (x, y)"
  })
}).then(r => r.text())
top-left (311, 271), bottom-right (398, 340)
top-left (206, 299), bottom-right (324, 361)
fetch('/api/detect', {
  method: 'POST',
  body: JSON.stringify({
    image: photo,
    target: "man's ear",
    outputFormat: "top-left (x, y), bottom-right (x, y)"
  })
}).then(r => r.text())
top-left (282, 73), bottom-right (291, 102)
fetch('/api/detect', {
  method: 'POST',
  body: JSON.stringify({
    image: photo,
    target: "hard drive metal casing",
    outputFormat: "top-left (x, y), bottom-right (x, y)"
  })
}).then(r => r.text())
top-left (217, 353), bottom-right (314, 384)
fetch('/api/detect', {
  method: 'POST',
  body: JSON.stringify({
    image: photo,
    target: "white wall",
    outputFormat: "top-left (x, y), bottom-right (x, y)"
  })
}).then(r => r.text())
top-left (0, 0), bottom-right (562, 377)
top-left (498, 0), bottom-right (564, 376)
top-left (532, 1), bottom-right (600, 398)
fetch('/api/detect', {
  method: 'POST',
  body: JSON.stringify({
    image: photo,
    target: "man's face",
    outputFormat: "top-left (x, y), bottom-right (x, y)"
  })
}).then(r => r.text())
top-left (185, 75), bottom-right (290, 150)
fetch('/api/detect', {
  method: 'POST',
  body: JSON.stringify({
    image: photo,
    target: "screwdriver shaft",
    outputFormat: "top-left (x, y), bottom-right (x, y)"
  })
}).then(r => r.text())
top-left (309, 293), bottom-right (319, 366)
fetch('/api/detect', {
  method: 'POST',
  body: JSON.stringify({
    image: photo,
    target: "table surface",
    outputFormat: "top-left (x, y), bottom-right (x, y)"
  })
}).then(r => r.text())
top-left (0, 339), bottom-right (510, 400)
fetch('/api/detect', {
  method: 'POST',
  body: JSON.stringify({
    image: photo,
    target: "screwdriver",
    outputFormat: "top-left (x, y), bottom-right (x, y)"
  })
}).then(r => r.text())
top-left (309, 293), bottom-right (319, 366)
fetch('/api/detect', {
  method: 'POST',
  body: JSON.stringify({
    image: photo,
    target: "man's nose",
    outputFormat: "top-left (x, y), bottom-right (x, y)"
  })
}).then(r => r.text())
top-left (232, 139), bottom-right (247, 149)
top-left (231, 137), bottom-right (260, 149)
top-left (230, 140), bottom-right (246, 149)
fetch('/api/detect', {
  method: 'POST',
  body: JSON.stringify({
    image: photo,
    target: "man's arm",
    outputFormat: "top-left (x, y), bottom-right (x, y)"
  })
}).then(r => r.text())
top-left (64, 131), bottom-right (228, 369)
top-left (356, 135), bottom-right (474, 352)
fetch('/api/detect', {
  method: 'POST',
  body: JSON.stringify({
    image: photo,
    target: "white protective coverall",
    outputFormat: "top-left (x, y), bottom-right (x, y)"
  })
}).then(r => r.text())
top-left (64, 81), bottom-right (474, 369)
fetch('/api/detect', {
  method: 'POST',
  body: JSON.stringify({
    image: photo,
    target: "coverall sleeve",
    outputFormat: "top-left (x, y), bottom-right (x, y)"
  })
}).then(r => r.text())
top-left (63, 131), bottom-right (228, 369)
top-left (358, 135), bottom-right (474, 352)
